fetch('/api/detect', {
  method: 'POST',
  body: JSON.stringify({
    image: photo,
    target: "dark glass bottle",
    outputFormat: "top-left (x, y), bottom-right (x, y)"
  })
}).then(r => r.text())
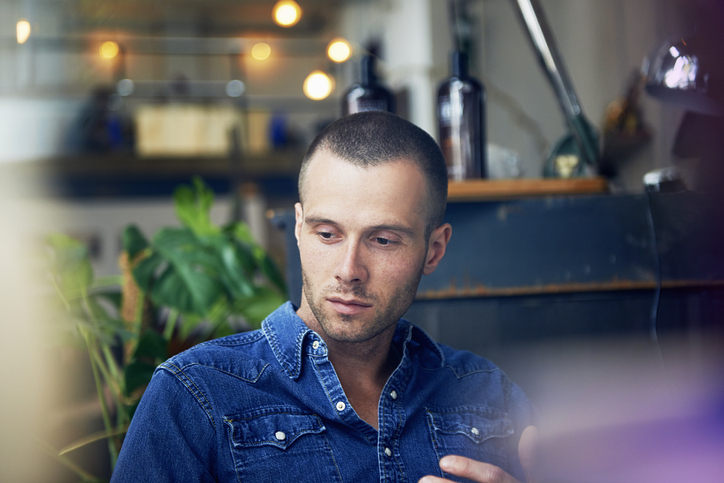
top-left (342, 54), bottom-right (395, 115)
top-left (437, 51), bottom-right (487, 180)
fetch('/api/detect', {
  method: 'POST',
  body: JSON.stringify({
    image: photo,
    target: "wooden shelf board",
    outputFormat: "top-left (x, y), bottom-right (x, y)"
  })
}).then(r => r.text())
top-left (448, 177), bottom-right (608, 202)
top-left (416, 279), bottom-right (724, 300)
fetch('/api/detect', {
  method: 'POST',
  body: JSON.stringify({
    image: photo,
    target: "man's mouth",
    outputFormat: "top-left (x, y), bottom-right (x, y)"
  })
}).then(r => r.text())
top-left (327, 297), bottom-right (373, 315)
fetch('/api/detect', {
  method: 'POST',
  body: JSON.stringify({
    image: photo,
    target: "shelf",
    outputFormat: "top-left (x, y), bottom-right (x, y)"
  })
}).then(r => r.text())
top-left (448, 177), bottom-right (608, 202)
top-left (1, 152), bottom-right (304, 198)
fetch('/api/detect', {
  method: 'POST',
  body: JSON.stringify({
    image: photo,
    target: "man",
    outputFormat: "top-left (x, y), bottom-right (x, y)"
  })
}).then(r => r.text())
top-left (112, 111), bottom-right (536, 482)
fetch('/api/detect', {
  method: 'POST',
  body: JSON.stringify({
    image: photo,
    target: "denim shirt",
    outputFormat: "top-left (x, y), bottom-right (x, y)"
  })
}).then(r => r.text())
top-left (112, 302), bottom-right (534, 483)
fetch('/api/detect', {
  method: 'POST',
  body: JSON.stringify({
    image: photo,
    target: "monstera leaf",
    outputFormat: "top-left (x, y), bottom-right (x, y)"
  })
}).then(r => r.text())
top-left (123, 177), bottom-right (286, 333)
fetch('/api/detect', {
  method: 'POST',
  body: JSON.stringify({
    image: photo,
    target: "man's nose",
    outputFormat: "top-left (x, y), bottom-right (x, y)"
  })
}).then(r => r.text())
top-left (335, 241), bottom-right (368, 284)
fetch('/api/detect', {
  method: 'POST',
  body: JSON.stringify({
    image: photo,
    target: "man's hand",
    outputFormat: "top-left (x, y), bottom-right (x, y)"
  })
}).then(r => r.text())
top-left (418, 425), bottom-right (538, 483)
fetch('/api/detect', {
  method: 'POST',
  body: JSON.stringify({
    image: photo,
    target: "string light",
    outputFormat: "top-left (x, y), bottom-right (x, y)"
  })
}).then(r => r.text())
top-left (99, 41), bottom-right (119, 59)
top-left (16, 19), bottom-right (31, 44)
top-left (303, 70), bottom-right (334, 100)
top-left (273, 0), bottom-right (301, 27)
top-left (251, 42), bottom-right (271, 61)
top-left (327, 38), bottom-right (352, 63)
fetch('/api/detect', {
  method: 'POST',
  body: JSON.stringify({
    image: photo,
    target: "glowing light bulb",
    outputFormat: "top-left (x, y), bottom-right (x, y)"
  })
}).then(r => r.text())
top-left (273, 1), bottom-right (301, 27)
top-left (327, 38), bottom-right (352, 63)
top-left (100, 41), bottom-right (119, 59)
top-left (251, 42), bottom-right (271, 61)
top-left (16, 19), bottom-right (31, 44)
top-left (303, 70), bottom-right (334, 100)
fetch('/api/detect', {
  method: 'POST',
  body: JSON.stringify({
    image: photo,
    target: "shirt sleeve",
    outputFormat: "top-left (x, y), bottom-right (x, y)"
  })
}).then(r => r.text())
top-left (111, 368), bottom-right (217, 482)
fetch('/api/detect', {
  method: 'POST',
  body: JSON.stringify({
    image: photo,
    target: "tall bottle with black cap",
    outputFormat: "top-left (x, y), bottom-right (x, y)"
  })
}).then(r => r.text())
top-left (342, 53), bottom-right (395, 115)
top-left (437, 50), bottom-right (487, 180)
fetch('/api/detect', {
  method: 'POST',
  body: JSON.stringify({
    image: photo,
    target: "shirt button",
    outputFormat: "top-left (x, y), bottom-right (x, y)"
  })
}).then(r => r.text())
top-left (336, 401), bottom-right (346, 411)
top-left (389, 390), bottom-right (398, 400)
top-left (471, 427), bottom-right (480, 436)
top-left (384, 447), bottom-right (392, 457)
top-left (275, 431), bottom-right (286, 441)
top-left (312, 341), bottom-right (320, 350)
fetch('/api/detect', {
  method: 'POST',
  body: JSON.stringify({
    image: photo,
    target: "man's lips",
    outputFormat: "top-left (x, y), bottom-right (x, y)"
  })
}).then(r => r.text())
top-left (327, 297), bottom-right (372, 315)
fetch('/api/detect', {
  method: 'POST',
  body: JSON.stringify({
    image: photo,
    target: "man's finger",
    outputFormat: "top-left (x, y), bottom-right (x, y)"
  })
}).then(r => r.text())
top-left (518, 425), bottom-right (539, 483)
top-left (423, 455), bottom-right (518, 483)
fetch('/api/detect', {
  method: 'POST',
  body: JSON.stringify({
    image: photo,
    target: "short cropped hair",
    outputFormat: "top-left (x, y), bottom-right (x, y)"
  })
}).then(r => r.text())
top-left (298, 111), bottom-right (448, 236)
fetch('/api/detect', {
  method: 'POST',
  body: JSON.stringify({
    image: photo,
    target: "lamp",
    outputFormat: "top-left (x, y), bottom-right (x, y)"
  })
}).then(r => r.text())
top-left (303, 70), bottom-right (334, 100)
top-left (641, 0), bottom-right (724, 192)
top-left (273, 1), bottom-right (302, 28)
top-left (16, 19), bottom-right (31, 44)
top-left (643, 36), bottom-right (724, 117)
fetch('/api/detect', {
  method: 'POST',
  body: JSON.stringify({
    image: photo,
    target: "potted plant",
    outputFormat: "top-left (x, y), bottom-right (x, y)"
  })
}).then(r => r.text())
top-left (45, 178), bottom-right (287, 481)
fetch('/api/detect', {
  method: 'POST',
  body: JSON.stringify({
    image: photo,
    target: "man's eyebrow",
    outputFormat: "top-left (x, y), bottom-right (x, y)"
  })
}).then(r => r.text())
top-left (369, 224), bottom-right (415, 237)
top-left (304, 216), bottom-right (338, 226)
top-left (304, 217), bottom-right (415, 237)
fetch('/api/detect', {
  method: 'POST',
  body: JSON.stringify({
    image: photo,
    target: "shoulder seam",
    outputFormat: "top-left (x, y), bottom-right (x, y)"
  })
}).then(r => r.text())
top-left (158, 362), bottom-right (217, 429)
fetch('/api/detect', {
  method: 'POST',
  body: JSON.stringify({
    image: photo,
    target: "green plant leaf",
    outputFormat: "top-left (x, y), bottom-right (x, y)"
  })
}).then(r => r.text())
top-left (231, 238), bottom-right (258, 274)
top-left (124, 360), bottom-right (157, 396)
top-left (58, 424), bottom-right (130, 456)
top-left (153, 226), bottom-right (198, 250)
top-left (227, 220), bottom-right (256, 244)
top-left (92, 289), bottom-right (123, 309)
top-left (225, 222), bottom-right (286, 295)
top-left (151, 264), bottom-right (223, 315)
top-left (258, 252), bottom-right (287, 295)
top-left (132, 252), bottom-right (164, 291)
top-left (178, 312), bottom-right (204, 340)
top-left (216, 241), bottom-right (255, 298)
top-left (46, 233), bottom-right (94, 300)
top-left (173, 177), bottom-right (218, 236)
top-left (122, 225), bottom-right (149, 259)
top-left (236, 286), bottom-right (286, 328)
top-left (133, 329), bottom-right (168, 361)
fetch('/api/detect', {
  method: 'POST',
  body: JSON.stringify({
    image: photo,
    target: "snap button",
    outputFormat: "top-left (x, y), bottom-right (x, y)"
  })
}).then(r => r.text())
top-left (389, 390), bottom-right (398, 400)
top-left (275, 431), bottom-right (286, 441)
top-left (336, 401), bottom-right (346, 411)
top-left (384, 447), bottom-right (392, 457)
top-left (312, 341), bottom-right (320, 350)
top-left (471, 427), bottom-right (480, 436)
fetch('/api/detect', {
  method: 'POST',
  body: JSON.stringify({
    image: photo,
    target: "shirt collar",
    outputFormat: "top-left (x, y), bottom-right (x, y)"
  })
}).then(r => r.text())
top-left (261, 302), bottom-right (312, 380)
top-left (262, 301), bottom-right (445, 379)
top-left (393, 318), bottom-right (446, 370)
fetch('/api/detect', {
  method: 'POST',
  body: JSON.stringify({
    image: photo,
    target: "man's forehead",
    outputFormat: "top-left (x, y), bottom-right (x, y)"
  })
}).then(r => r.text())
top-left (299, 153), bottom-right (428, 229)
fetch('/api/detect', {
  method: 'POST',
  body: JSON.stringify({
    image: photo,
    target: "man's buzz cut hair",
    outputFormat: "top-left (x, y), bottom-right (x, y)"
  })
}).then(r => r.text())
top-left (298, 111), bottom-right (448, 235)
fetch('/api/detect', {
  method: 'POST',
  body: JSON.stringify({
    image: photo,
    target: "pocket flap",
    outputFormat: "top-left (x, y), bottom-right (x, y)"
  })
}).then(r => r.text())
top-left (226, 411), bottom-right (325, 450)
top-left (427, 408), bottom-right (513, 444)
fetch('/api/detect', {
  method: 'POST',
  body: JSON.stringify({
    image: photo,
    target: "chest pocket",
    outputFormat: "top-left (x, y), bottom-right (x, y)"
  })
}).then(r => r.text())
top-left (426, 407), bottom-right (513, 480)
top-left (224, 409), bottom-right (342, 483)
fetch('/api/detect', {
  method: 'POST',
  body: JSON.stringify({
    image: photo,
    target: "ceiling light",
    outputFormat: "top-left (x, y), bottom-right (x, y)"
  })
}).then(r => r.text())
top-left (327, 38), bottom-right (352, 63)
top-left (303, 70), bottom-right (334, 100)
top-left (273, 1), bottom-right (301, 28)
top-left (100, 41), bottom-right (119, 59)
top-left (225, 80), bottom-right (245, 97)
top-left (251, 42), bottom-right (271, 61)
top-left (117, 79), bottom-right (135, 96)
top-left (16, 19), bottom-right (31, 44)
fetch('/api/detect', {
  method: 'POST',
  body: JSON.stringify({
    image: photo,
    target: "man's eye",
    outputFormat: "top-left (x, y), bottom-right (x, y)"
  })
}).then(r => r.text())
top-left (375, 237), bottom-right (392, 246)
top-left (318, 232), bottom-right (334, 240)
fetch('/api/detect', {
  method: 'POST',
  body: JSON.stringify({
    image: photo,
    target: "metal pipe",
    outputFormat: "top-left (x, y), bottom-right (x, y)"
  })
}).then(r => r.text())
top-left (511, 0), bottom-right (598, 164)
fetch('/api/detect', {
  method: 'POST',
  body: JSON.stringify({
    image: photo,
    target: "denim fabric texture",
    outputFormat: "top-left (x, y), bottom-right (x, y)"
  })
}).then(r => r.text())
top-left (112, 302), bottom-right (534, 483)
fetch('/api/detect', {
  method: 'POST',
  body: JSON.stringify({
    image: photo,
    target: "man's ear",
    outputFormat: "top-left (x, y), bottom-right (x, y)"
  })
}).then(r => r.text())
top-left (294, 202), bottom-right (303, 246)
top-left (423, 223), bottom-right (452, 275)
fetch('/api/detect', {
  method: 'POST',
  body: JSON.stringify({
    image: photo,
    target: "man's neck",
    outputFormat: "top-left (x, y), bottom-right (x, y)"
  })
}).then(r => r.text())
top-left (324, 333), bottom-right (401, 430)
top-left (325, 330), bottom-right (399, 387)
top-left (296, 304), bottom-right (401, 429)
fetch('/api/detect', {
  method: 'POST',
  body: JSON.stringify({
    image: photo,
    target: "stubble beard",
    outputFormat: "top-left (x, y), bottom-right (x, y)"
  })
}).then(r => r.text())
top-left (301, 266), bottom-right (424, 344)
